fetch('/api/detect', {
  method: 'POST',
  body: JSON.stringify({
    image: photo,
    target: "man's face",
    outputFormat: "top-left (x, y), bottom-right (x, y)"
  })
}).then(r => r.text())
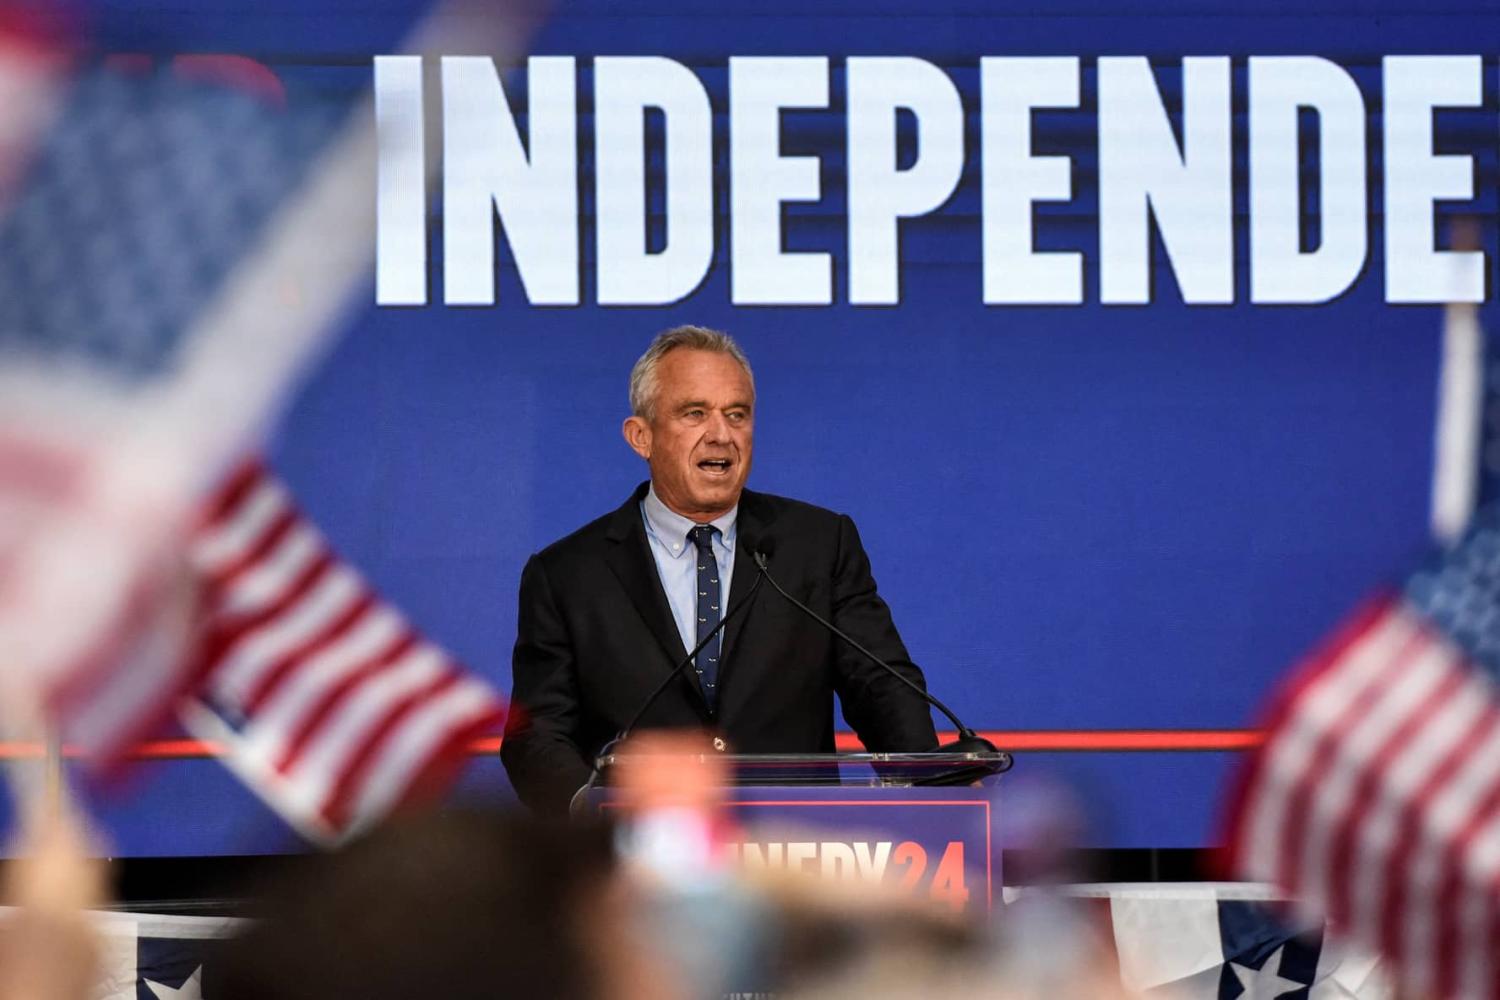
top-left (623, 348), bottom-right (754, 521)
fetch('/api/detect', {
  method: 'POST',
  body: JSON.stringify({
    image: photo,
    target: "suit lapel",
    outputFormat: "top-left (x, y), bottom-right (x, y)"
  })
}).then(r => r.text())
top-left (720, 489), bottom-right (778, 690)
top-left (603, 484), bottom-right (711, 717)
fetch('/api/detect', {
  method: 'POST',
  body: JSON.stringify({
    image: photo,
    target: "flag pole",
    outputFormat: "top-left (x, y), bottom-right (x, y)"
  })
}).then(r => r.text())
top-left (41, 725), bottom-right (64, 817)
top-left (0, 689), bottom-right (60, 831)
top-left (1429, 217), bottom-right (1485, 545)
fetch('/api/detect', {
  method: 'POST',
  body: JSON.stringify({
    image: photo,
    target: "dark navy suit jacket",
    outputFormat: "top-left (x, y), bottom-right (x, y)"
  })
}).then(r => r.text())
top-left (501, 482), bottom-right (939, 814)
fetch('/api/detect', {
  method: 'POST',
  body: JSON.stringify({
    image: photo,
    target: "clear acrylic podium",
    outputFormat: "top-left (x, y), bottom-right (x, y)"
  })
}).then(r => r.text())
top-left (590, 748), bottom-right (1010, 787)
top-left (582, 750), bottom-right (1010, 914)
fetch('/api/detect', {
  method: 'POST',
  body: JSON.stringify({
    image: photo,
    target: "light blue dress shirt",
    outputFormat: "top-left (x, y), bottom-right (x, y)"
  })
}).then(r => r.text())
top-left (640, 483), bottom-right (738, 659)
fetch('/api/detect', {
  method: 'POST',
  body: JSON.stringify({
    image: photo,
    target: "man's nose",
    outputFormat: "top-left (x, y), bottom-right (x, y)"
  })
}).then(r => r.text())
top-left (704, 410), bottom-right (731, 440)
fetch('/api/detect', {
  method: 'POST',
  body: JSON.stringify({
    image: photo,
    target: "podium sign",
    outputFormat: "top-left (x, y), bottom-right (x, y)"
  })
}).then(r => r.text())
top-left (588, 751), bottom-right (1006, 916)
top-left (719, 786), bottom-right (997, 913)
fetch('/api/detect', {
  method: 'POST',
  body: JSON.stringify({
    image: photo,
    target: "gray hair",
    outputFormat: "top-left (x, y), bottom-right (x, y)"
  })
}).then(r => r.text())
top-left (628, 325), bottom-right (755, 421)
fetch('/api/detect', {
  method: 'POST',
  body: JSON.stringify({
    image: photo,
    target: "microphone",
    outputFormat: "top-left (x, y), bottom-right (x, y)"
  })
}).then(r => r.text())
top-left (751, 548), bottom-right (1010, 777)
top-left (569, 538), bottom-right (770, 814)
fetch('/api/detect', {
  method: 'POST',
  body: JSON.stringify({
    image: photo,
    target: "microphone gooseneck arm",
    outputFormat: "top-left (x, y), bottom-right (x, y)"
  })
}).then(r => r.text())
top-left (752, 550), bottom-right (996, 753)
top-left (570, 559), bottom-right (769, 815)
top-left (614, 567), bottom-right (766, 744)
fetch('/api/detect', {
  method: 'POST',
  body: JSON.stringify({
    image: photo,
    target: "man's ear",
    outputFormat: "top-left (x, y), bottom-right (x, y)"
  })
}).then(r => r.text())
top-left (622, 416), bottom-right (652, 460)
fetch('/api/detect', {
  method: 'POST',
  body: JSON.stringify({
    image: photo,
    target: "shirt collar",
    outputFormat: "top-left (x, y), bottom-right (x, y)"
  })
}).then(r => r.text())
top-left (641, 483), bottom-right (738, 558)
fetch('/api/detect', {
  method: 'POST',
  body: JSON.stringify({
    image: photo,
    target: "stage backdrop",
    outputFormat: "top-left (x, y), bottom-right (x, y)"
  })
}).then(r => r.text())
top-left (39, 0), bottom-right (1500, 852)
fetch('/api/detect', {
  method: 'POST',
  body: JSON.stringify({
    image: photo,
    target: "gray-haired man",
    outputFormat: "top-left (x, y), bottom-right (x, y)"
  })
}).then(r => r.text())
top-left (502, 326), bottom-right (938, 814)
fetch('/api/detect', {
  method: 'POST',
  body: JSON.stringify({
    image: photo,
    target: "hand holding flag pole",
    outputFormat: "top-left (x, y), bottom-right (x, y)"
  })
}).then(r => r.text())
top-left (0, 675), bottom-right (109, 1000)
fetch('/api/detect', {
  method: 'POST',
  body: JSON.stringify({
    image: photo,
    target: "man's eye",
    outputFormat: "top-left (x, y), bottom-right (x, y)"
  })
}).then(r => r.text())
top-left (727, 411), bottom-right (747, 423)
top-left (684, 409), bottom-right (704, 419)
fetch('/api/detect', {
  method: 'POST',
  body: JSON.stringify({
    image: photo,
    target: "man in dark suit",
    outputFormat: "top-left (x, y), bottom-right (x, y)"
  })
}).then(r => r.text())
top-left (502, 326), bottom-right (938, 814)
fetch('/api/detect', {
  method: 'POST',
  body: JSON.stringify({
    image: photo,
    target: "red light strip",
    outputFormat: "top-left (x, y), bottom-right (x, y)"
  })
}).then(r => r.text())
top-left (0, 729), bottom-right (1261, 762)
top-left (835, 729), bottom-right (1264, 752)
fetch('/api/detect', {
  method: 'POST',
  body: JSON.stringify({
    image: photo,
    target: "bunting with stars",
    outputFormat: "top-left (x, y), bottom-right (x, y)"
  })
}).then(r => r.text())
top-left (1060, 884), bottom-right (1388, 998)
top-left (76, 910), bottom-right (235, 1000)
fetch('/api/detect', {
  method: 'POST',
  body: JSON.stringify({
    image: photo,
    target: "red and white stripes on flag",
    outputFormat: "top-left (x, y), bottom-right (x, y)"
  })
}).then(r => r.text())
top-left (0, 3), bottom-right (532, 818)
top-left (1225, 596), bottom-right (1500, 999)
top-left (179, 462), bottom-right (506, 843)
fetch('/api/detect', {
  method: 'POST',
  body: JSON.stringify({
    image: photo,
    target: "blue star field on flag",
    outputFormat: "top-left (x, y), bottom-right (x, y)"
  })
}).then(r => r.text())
top-left (0, 60), bottom-right (347, 380)
top-left (1405, 503), bottom-right (1500, 678)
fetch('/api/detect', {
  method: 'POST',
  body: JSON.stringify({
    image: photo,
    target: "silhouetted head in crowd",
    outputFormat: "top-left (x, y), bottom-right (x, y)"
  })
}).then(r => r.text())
top-left (217, 808), bottom-right (678, 1000)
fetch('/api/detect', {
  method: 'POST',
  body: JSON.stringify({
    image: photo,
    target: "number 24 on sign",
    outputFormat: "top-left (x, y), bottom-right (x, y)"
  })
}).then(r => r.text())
top-left (727, 839), bottom-right (970, 910)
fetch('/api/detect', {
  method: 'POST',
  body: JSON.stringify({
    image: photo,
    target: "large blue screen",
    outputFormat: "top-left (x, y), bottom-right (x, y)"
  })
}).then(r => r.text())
top-left (33, 0), bottom-right (1500, 852)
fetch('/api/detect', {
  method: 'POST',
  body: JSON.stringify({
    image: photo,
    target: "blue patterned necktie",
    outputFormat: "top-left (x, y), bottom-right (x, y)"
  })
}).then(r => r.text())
top-left (688, 525), bottom-right (721, 708)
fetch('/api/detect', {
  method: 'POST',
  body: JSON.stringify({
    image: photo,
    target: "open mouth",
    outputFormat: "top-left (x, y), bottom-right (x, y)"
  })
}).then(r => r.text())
top-left (697, 458), bottom-right (733, 475)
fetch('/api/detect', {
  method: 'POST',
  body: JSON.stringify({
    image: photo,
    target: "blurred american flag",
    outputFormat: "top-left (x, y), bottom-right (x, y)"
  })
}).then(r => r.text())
top-left (0, 5), bottom-right (524, 839)
top-left (0, 42), bottom-right (375, 756)
top-left (181, 462), bottom-right (504, 842)
top-left (1227, 299), bottom-right (1500, 997)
